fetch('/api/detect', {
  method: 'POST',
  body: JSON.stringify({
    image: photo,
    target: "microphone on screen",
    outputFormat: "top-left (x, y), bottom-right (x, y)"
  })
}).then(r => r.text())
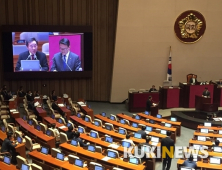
top-left (26, 55), bottom-right (31, 60)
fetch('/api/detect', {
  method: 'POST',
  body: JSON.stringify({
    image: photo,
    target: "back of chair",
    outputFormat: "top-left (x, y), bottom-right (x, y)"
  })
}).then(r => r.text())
top-left (95, 146), bottom-right (102, 153)
top-left (60, 132), bottom-right (68, 143)
top-left (39, 123), bottom-right (47, 134)
top-left (51, 148), bottom-right (61, 158)
top-left (68, 155), bottom-right (79, 164)
top-left (2, 119), bottom-right (8, 131)
top-left (16, 155), bottom-right (28, 169)
top-left (24, 136), bottom-right (33, 151)
top-left (187, 73), bottom-right (197, 83)
top-left (7, 124), bottom-right (14, 133)
top-left (31, 164), bottom-right (43, 170)
top-left (32, 118), bottom-right (38, 127)
top-left (48, 128), bottom-right (56, 137)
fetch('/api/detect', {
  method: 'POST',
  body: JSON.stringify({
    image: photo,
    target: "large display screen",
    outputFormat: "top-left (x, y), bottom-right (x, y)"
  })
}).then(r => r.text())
top-left (1, 25), bottom-right (92, 79)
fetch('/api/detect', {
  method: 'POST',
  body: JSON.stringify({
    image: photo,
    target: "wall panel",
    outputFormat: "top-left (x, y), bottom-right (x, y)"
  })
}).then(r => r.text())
top-left (0, 0), bottom-right (118, 101)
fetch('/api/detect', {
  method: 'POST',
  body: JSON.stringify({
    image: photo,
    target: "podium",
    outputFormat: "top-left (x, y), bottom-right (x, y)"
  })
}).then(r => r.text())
top-left (150, 105), bottom-right (158, 117)
top-left (195, 95), bottom-right (218, 112)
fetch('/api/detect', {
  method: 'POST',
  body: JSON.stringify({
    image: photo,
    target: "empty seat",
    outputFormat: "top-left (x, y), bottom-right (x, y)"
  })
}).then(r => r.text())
top-left (13, 45), bottom-right (27, 55)
top-left (37, 32), bottom-right (49, 41)
top-left (42, 43), bottom-right (49, 55)
top-left (24, 136), bottom-right (41, 151)
top-left (94, 119), bottom-right (103, 127)
top-left (60, 132), bottom-right (68, 143)
top-left (16, 155), bottom-right (30, 169)
top-left (20, 32), bottom-right (38, 41)
top-left (104, 123), bottom-right (115, 131)
top-left (31, 164), bottom-right (43, 170)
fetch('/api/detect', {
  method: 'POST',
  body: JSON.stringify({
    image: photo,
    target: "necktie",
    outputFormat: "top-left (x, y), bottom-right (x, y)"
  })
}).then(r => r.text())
top-left (63, 55), bottom-right (67, 71)
top-left (31, 55), bottom-right (34, 60)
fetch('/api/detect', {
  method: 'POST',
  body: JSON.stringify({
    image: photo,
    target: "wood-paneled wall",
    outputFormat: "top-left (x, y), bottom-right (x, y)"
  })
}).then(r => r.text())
top-left (0, 0), bottom-right (118, 101)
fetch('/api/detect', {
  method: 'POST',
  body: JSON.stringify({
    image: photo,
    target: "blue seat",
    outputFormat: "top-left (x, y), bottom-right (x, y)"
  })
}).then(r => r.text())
top-left (13, 45), bottom-right (27, 55)
top-left (37, 32), bottom-right (49, 42)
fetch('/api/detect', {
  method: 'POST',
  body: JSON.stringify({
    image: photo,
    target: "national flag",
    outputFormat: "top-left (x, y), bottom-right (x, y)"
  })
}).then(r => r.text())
top-left (167, 47), bottom-right (172, 81)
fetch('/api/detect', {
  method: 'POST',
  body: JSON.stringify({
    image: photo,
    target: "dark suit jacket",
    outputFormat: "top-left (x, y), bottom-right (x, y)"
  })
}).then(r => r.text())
top-left (15, 51), bottom-right (49, 71)
top-left (26, 94), bottom-right (34, 102)
top-left (136, 130), bottom-right (147, 139)
top-left (66, 131), bottom-right (76, 140)
top-left (149, 88), bottom-right (157, 92)
top-left (50, 52), bottom-right (81, 71)
top-left (161, 136), bottom-right (175, 159)
top-left (1, 138), bottom-right (17, 153)
top-left (74, 137), bottom-right (88, 147)
top-left (189, 78), bottom-right (197, 84)
top-left (146, 100), bottom-right (152, 112)
top-left (202, 91), bottom-right (210, 97)
top-left (182, 160), bottom-right (197, 168)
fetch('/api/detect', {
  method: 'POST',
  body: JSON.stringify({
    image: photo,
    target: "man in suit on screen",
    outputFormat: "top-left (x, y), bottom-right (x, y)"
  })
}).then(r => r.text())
top-left (15, 37), bottom-right (49, 71)
top-left (50, 38), bottom-right (81, 71)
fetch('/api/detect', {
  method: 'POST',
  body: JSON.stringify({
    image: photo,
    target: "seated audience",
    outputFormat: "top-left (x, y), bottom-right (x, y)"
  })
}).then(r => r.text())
top-left (51, 90), bottom-right (57, 101)
top-left (51, 98), bottom-right (68, 123)
top-left (182, 155), bottom-right (197, 169)
top-left (122, 134), bottom-right (135, 146)
top-left (149, 85), bottom-right (158, 92)
top-left (66, 126), bottom-right (76, 140)
top-left (34, 90), bottom-right (40, 97)
top-left (18, 86), bottom-right (26, 97)
top-left (136, 126), bottom-right (147, 139)
top-left (51, 123), bottom-right (60, 140)
top-left (73, 132), bottom-right (89, 147)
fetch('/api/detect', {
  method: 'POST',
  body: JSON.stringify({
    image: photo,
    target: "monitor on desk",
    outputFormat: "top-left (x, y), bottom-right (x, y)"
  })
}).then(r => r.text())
top-left (193, 144), bottom-right (202, 150)
top-left (170, 117), bottom-right (177, 122)
top-left (78, 127), bottom-right (84, 133)
top-left (144, 111), bottom-right (150, 115)
top-left (3, 156), bottom-right (11, 165)
top-left (88, 145), bottom-right (96, 152)
top-left (204, 122), bottom-right (211, 127)
top-left (146, 126), bottom-right (152, 132)
top-left (214, 146), bottom-right (222, 153)
top-left (219, 130), bottom-right (222, 135)
top-left (156, 114), bottom-right (162, 119)
top-left (21, 163), bottom-right (30, 170)
top-left (129, 157), bottom-right (140, 165)
top-left (134, 133), bottom-right (142, 139)
top-left (17, 136), bottom-right (22, 144)
top-left (151, 136), bottom-right (159, 143)
top-left (122, 141), bottom-right (131, 148)
top-left (105, 124), bottom-right (112, 131)
top-left (165, 123), bottom-right (172, 128)
top-left (101, 112), bottom-right (106, 117)
top-left (1, 126), bottom-right (6, 132)
top-left (28, 119), bottom-right (33, 126)
top-left (51, 114), bottom-right (55, 119)
top-left (107, 150), bottom-right (117, 159)
top-left (197, 136), bottom-right (206, 141)
top-left (118, 128), bottom-right (126, 135)
top-left (94, 120), bottom-right (100, 127)
top-left (85, 116), bottom-right (90, 122)
top-left (149, 119), bottom-right (155, 124)
top-left (160, 129), bottom-right (167, 135)
top-left (57, 118), bottom-right (63, 124)
top-left (77, 113), bottom-right (82, 118)
top-left (74, 159), bottom-right (84, 167)
top-left (90, 131), bottom-right (98, 138)
top-left (120, 119), bottom-right (125, 124)
top-left (66, 122), bottom-right (72, 127)
top-left (200, 128), bottom-right (208, 133)
top-left (105, 135), bottom-right (113, 143)
top-left (56, 152), bottom-right (65, 161)
top-left (45, 129), bottom-right (51, 136)
top-left (209, 157), bottom-right (221, 165)
top-left (94, 165), bottom-right (104, 170)
top-left (132, 122), bottom-right (138, 128)
top-left (110, 115), bottom-right (116, 121)
top-left (135, 115), bottom-right (140, 120)
top-left (71, 139), bottom-right (79, 146)
top-left (180, 167), bottom-right (192, 170)
top-left (35, 124), bottom-right (41, 131)
top-left (22, 115), bottom-right (27, 121)
top-left (40, 146), bottom-right (49, 155)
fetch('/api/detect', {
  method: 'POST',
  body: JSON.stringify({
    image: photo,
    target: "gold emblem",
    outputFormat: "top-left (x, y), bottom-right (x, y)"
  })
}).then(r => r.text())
top-left (174, 10), bottom-right (206, 44)
top-left (178, 13), bottom-right (203, 39)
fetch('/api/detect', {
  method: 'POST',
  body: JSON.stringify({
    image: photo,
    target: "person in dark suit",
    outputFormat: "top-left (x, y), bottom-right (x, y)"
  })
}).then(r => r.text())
top-left (218, 79), bottom-right (222, 85)
top-left (65, 126), bottom-right (76, 140)
top-left (202, 87), bottom-right (210, 98)
top-left (189, 74), bottom-right (198, 84)
top-left (18, 86), bottom-right (26, 97)
top-left (1, 85), bottom-right (12, 100)
top-left (1, 131), bottom-right (19, 164)
top-left (136, 126), bottom-right (147, 139)
top-left (138, 137), bottom-right (152, 165)
top-left (149, 85), bottom-right (158, 92)
top-left (182, 155), bottom-right (197, 169)
top-left (15, 37), bottom-right (49, 71)
top-left (146, 96), bottom-right (154, 112)
top-left (73, 132), bottom-right (89, 147)
top-left (50, 38), bottom-right (81, 71)
top-left (211, 139), bottom-right (220, 149)
top-left (161, 131), bottom-right (175, 170)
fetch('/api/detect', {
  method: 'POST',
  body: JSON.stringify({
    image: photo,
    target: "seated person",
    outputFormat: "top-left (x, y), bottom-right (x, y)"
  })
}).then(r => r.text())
top-left (18, 86), bottom-right (26, 97)
top-left (189, 74), bottom-right (198, 85)
top-left (34, 90), bottom-right (40, 97)
top-left (212, 139), bottom-right (220, 149)
top-left (138, 136), bottom-right (151, 147)
top-left (149, 85), bottom-right (158, 92)
top-left (66, 126), bottom-right (76, 140)
top-left (202, 87), bottom-right (210, 98)
top-left (138, 137), bottom-right (152, 162)
top-left (218, 79), bottom-right (222, 85)
top-left (136, 126), bottom-right (147, 139)
top-left (51, 99), bottom-right (68, 123)
top-left (182, 155), bottom-right (197, 169)
top-left (1, 85), bottom-right (12, 100)
top-left (73, 132), bottom-right (89, 147)
top-left (51, 90), bottom-right (57, 101)
top-left (1, 131), bottom-right (19, 164)
top-left (122, 134), bottom-right (135, 147)
top-left (26, 90), bottom-right (34, 102)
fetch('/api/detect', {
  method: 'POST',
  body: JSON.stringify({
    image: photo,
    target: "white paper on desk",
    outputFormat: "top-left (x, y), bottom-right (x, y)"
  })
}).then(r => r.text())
top-left (34, 97), bottom-right (40, 99)
top-left (58, 104), bottom-right (64, 107)
top-left (108, 144), bottom-right (119, 149)
top-left (59, 126), bottom-right (66, 129)
top-left (64, 157), bottom-right (68, 161)
top-left (10, 109), bottom-right (16, 112)
top-left (213, 118), bottom-right (220, 121)
top-left (145, 131), bottom-right (150, 134)
top-left (219, 117), bottom-right (222, 121)
top-left (151, 142), bottom-right (158, 146)
top-left (101, 156), bottom-right (111, 161)
top-left (81, 104), bottom-right (86, 106)
top-left (9, 99), bottom-right (14, 101)
top-left (77, 102), bottom-right (85, 105)
top-left (13, 112), bottom-right (19, 114)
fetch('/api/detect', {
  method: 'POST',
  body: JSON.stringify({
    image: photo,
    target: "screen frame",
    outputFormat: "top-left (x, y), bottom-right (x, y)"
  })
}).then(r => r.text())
top-left (1, 25), bottom-right (93, 80)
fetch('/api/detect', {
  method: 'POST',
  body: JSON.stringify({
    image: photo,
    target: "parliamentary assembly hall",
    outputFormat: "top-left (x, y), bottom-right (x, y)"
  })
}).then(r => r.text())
top-left (1, 0), bottom-right (222, 170)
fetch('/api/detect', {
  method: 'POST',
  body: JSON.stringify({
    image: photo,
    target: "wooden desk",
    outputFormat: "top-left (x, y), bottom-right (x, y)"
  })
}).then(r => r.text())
top-left (177, 159), bottom-right (222, 170)
top-left (137, 113), bottom-right (181, 136)
top-left (116, 114), bottom-right (177, 142)
top-left (0, 130), bottom-right (26, 158)
top-left (70, 116), bottom-right (148, 145)
top-left (0, 161), bottom-right (18, 170)
top-left (15, 118), bottom-right (55, 149)
top-left (81, 106), bottom-right (94, 121)
top-left (197, 125), bottom-right (222, 131)
top-left (189, 139), bottom-right (222, 147)
top-left (59, 107), bottom-right (71, 120)
top-left (29, 150), bottom-right (87, 170)
top-left (43, 117), bottom-right (68, 132)
top-left (95, 114), bottom-right (166, 139)
top-left (60, 142), bottom-right (146, 170)
top-left (194, 131), bottom-right (222, 138)
top-left (128, 91), bottom-right (159, 112)
top-left (9, 99), bottom-right (20, 119)
top-left (36, 107), bottom-right (47, 119)
top-left (195, 95), bottom-right (218, 112)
